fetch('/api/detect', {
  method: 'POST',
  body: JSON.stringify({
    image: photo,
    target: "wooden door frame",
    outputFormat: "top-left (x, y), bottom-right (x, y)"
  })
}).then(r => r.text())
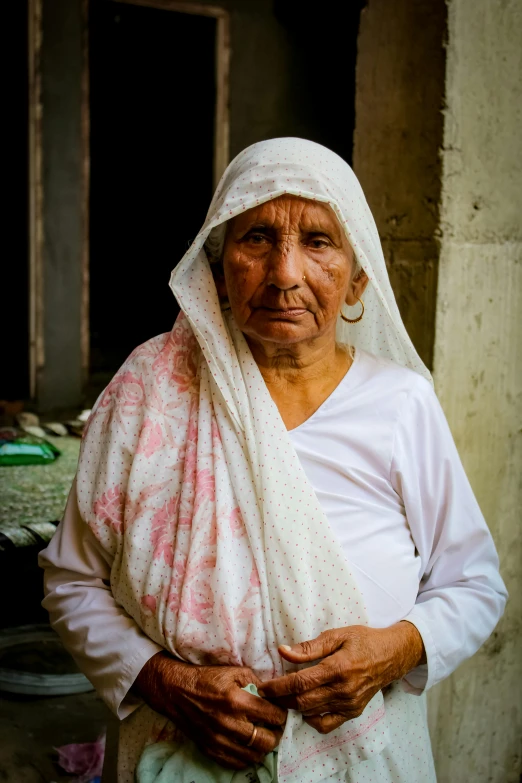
top-left (28, 0), bottom-right (230, 398)
top-left (112, 0), bottom-right (231, 188)
top-left (28, 0), bottom-right (43, 400)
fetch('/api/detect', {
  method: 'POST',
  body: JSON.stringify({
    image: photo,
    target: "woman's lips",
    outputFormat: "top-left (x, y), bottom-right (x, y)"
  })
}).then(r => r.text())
top-left (261, 308), bottom-right (308, 319)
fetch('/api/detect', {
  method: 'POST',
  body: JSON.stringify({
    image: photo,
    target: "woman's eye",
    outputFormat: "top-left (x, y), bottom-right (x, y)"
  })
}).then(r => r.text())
top-left (249, 233), bottom-right (268, 244)
top-left (308, 238), bottom-right (329, 249)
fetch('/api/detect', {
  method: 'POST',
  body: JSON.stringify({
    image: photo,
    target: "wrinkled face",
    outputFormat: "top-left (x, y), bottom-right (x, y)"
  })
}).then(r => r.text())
top-left (220, 195), bottom-right (365, 348)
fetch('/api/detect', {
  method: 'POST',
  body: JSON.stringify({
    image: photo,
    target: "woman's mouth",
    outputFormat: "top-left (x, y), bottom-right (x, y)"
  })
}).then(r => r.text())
top-left (261, 307), bottom-right (308, 319)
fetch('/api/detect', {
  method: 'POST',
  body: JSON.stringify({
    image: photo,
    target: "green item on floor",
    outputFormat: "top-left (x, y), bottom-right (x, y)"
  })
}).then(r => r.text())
top-left (136, 684), bottom-right (278, 783)
top-left (0, 430), bottom-right (61, 466)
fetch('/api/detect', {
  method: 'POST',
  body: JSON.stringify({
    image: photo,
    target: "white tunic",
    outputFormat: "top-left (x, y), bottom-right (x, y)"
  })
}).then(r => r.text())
top-left (39, 350), bottom-right (507, 780)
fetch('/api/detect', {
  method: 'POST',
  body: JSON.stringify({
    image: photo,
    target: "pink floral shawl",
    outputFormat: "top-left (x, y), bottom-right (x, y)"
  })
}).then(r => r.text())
top-left (76, 139), bottom-right (398, 783)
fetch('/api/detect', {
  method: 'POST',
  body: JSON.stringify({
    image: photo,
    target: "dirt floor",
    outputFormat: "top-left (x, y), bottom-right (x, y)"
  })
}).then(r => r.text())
top-left (0, 435), bottom-right (112, 783)
top-left (0, 689), bottom-right (111, 783)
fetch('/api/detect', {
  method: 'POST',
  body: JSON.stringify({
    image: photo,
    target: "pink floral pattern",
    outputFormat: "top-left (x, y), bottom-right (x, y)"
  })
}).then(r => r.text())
top-left (77, 302), bottom-right (386, 780)
top-left (84, 372), bottom-right (146, 437)
top-left (229, 506), bottom-right (245, 538)
top-left (152, 324), bottom-right (199, 392)
top-left (140, 593), bottom-right (157, 616)
top-left (93, 487), bottom-right (124, 534)
top-left (78, 316), bottom-right (267, 667)
top-left (137, 418), bottom-right (164, 459)
top-left (150, 497), bottom-right (179, 566)
top-left (73, 134), bottom-right (443, 783)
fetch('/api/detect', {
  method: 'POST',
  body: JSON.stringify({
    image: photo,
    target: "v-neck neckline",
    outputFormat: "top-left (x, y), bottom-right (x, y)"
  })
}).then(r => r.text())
top-left (287, 349), bottom-right (363, 433)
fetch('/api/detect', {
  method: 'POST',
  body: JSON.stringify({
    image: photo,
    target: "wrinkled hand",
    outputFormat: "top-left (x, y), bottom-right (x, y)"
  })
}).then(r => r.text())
top-left (134, 653), bottom-right (287, 769)
top-left (258, 621), bottom-right (425, 735)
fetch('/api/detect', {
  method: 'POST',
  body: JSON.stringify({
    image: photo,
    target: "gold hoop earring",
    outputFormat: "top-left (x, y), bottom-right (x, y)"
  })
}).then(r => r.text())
top-left (340, 297), bottom-right (364, 324)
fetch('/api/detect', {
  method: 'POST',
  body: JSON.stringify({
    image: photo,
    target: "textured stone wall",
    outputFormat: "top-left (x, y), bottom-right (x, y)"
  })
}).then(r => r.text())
top-left (211, 0), bottom-right (360, 163)
top-left (353, 0), bottom-right (446, 368)
top-left (354, 0), bottom-right (521, 778)
top-left (429, 0), bottom-right (522, 779)
top-left (39, 0), bottom-right (85, 410)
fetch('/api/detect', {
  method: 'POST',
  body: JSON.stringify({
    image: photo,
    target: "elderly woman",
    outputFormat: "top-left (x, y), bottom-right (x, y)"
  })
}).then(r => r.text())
top-left (40, 138), bottom-right (506, 783)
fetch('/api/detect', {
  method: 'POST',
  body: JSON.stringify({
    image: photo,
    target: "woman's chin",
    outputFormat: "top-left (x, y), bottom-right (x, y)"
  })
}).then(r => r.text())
top-left (245, 321), bottom-right (318, 346)
top-left (243, 309), bottom-right (318, 344)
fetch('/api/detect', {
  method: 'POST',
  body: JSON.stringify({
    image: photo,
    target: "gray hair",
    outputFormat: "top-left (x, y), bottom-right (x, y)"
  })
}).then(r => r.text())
top-left (204, 222), bottom-right (228, 263)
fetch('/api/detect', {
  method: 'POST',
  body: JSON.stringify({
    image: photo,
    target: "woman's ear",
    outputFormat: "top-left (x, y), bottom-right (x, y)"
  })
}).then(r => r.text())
top-left (345, 269), bottom-right (369, 306)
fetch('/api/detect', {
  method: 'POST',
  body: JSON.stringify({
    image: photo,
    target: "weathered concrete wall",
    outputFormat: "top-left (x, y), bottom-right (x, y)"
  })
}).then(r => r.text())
top-left (38, 0), bottom-right (85, 410)
top-left (191, 0), bottom-right (359, 162)
top-left (225, 0), bottom-right (294, 157)
top-left (353, 0), bottom-right (446, 368)
top-left (354, 0), bottom-right (522, 778)
top-left (429, 0), bottom-right (522, 780)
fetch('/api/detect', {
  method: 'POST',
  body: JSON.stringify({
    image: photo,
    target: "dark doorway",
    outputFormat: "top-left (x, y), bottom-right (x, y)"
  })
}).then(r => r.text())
top-left (3, 0), bottom-right (30, 401)
top-left (274, 0), bottom-right (363, 166)
top-left (89, 1), bottom-right (216, 388)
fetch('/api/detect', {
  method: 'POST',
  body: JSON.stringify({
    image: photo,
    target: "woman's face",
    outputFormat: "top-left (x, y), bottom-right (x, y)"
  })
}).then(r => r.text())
top-left (220, 195), bottom-right (367, 350)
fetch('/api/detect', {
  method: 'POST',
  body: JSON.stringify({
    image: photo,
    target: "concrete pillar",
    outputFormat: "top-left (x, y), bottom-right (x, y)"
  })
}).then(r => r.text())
top-left (354, 0), bottom-right (521, 779)
top-left (353, 0), bottom-right (447, 369)
top-left (37, 0), bottom-right (85, 411)
top-left (429, 1), bottom-right (522, 780)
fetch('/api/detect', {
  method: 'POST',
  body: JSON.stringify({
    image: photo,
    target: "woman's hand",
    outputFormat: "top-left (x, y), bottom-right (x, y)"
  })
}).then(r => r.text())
top-left (258, 621), bottom-right (425, 735)
top-left (134, 653), bottom-right (287, 769)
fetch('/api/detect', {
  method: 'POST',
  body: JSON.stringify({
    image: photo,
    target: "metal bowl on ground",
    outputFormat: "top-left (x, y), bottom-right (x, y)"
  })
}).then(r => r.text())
top-left (0, 624), bottom-right (93, 696)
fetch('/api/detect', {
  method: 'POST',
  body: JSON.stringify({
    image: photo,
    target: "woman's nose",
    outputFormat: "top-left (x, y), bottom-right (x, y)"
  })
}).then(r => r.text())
top-left (266, 239), bottom-right (304, 290)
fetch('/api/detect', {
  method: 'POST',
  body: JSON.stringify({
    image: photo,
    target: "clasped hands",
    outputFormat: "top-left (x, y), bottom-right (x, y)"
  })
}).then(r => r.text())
top-left (135, 622), bottom-right (425, 770)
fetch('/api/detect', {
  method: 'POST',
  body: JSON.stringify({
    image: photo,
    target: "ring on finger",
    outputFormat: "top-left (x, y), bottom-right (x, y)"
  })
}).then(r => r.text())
top-left (246, 724), bottom-right (258, 748)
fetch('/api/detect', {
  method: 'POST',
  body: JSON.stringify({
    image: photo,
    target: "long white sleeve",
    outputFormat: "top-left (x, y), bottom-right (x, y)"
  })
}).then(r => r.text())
top-left (40, 363), bottom-right (508, 713)
top-left (39, 483), bottom-right (162, 718)
top-left (393, 378), bottom-right (508, 693)
top-left (288, 352), bottom-right (507, 696)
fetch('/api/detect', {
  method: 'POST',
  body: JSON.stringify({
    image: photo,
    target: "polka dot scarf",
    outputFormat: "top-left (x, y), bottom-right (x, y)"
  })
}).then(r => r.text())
top-left (78, 138), bottom-right (431, 782)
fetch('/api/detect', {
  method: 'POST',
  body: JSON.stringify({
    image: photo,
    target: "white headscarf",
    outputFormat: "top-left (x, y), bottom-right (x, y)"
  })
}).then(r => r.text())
top-left (171, 136), bottom-right (431, 384)
top-left (78, 138), bottom-right (429, 783)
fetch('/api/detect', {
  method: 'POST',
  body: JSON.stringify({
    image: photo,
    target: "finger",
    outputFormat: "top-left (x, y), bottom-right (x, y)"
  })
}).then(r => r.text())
top-left (228, 667), bottom-right (262, 690)
top-left (219, 712), bottom-right (283, 753)
top-left (259, 662), bottom-right (333, 700)
top-left (277, 630), bottom-right (345, 663)
top-left (304, 712), bottom-right (347, 734)
top-left (274, 683), bottom-right (341, 714)
top-left (303, 682), bottom-right (378, 719)
top-left (235, 689), bottom-right (287, 726)
top-left (303, 702), bottom-right (351, 717)
top-left (204, 731), bottom-right (259, 767)
top-left (239, 724), bottom-right (282, 756)
top-left (252, 725), bottom-right (283, 756)
top-left (214, 722), bottom-right (281, 765)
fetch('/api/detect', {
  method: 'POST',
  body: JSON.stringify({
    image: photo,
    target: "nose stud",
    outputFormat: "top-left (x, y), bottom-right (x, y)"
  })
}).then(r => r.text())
top-left (302, 275), bottom-right (306, 281)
